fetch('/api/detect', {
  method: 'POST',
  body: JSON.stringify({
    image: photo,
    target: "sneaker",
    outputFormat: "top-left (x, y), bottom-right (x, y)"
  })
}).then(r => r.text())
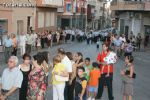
top-left (87, 97), bottom-right (92, 100)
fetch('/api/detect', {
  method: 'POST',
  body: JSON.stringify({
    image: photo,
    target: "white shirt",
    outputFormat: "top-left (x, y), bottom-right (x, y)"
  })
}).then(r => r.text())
top-left (19, 35), bottom-right (27, 46)
top-left (119, 37), bottom-right (126, 42)
top-left (61, 56), bottom-right (72, 73)
top-left (32, 33), bottom-right (38, 43)
top-left (26, 34), bottom-right (33, 45)
top-left (0, 67), bottom-right (23, 90)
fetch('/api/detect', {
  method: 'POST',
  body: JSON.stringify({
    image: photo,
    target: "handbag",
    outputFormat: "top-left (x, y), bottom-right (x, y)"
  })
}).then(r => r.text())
top-left (55, 75), bottom-right (69, 82)
top-left (125, 70), bottom-right (136, 79)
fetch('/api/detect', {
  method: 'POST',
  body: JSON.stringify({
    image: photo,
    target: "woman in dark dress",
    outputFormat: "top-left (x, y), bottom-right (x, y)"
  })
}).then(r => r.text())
top-left (19, 53), bottom-right (32, 100)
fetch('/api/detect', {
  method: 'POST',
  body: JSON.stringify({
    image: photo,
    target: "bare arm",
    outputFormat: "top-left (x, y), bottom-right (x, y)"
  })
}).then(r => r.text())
top-left (59, 72), bottom-right (69, 77)
top-left (5, 87), bottom-right (17, 97)
top-left (129, 66), bottom-right (134, 78)
top-left (76, 62), bottom-right (84, 68)
top-left (80, 88), bottom-right (86, 99)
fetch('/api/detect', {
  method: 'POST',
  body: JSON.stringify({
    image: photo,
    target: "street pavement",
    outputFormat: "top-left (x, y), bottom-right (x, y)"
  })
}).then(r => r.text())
top-left (0, 41), bottom-right (150, 100)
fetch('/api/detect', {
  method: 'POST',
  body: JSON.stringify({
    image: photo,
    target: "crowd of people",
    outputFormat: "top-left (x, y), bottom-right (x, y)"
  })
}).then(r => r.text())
top-left (2, 28), bottom-right (86, 64)
top-left (0, 28), bottom-right (141, 100)
top-left (0, 41), bottom-right (136, 100)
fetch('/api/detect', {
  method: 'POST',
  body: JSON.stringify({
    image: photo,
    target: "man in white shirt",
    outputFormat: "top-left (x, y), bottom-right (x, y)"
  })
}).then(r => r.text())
top-left (57, 48), bottom-right (72, 100)
top-left (31, 31), bottom-right (38, 50)
top-left (119, 34), bottom-right (126, 43)
top-left (0, 56), bottom-right (23, 100)
top-left (19, 33), bottom-right (27, 56)
top-left (26, 32), bottom-right (33, 54)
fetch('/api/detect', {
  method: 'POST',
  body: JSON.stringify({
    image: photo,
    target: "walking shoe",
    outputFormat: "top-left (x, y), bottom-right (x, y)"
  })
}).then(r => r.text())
top-left (87, 97), bottom-right (92, 100)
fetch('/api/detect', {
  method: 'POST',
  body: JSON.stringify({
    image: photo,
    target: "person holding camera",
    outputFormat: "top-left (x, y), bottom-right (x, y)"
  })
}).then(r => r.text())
top-left (121, 55), bottom-right (136, 100)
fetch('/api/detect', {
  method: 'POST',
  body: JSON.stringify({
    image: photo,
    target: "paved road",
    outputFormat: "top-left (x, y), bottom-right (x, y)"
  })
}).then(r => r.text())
top-left (0, 42), bottom-right (150, 100)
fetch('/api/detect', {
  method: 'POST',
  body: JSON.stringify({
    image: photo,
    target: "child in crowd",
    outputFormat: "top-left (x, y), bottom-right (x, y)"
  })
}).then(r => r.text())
top-left (88, 62), bottom-right (101, 100)
top-left (83, 57), bottom-right (93, 81)
top-left (75, 67), bottom-right (87, 100)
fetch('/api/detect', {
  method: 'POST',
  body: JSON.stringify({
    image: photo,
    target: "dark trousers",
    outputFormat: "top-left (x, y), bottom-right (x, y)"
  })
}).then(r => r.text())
top-left (72, 35), bottom-right (75, 41)
top-left (96, 73), bottom-right (114, 100)
top-left (87, 38), bottom-right (90, 45)
top-left (68, 78), bottom-right (76, 100)
top-left (137, 43), bottom-right (141, 50)
top-left (4, 47), bottom-right (12, 63)
top-left (12, 47), bottom-right (17, 56)
top-left (124, 52), bottom-right (132, 57)
top-left (74, 95), bottom-right (86, 100)
top-left (26, 44), bottom-right (31, 54)
top-left (64, 82), bottom-right (69, 100)
top-left (41, 38), bottom-right (45, 48)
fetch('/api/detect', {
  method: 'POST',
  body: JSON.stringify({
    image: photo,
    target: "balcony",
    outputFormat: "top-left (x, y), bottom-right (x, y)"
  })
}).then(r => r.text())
top-left (110, 1), bottom-right (145, 11)
top-left (36, 0), bottom-right (62, 8)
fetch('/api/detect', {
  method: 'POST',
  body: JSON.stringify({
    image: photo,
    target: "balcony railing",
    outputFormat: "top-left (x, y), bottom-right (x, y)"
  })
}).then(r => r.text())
top-left (110, 1), bottom-right (145, 11)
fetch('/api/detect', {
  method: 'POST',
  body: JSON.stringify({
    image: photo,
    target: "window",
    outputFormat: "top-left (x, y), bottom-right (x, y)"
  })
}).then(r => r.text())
top-left (46, 12), bottom-right (51, 27)
top-left (17, 20), bottom-right (24, 34)
top-left (38, 12), bottom-right (44, 28)
top-left (66, 3), bottom-right (72, 12)
top-left (0, 19), bottom-right (8, 34)
top-left (50, 12), bottom-right (55, 26)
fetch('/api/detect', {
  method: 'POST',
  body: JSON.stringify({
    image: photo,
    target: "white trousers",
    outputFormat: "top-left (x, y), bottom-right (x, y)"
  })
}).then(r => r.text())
top-left (20, 45), bottom-right (25, 56)
top-left (53, 83), bottom-right (65, 100)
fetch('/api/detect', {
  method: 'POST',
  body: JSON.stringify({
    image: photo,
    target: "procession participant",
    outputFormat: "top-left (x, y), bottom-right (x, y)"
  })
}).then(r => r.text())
top-left (19, 33), bottom-right (27, 56)
top-left (26, 32), bottom-right (33, 54)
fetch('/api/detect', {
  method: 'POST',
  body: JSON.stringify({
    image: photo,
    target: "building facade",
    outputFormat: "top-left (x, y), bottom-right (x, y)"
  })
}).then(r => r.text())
top-left (110, 0), bottom-right (150, 37)
top-left (0, 0), bottom-right (36, 34)
top-left (57, 0), bottom-right (87, 29)
top-left (35, 0), bottom-right (62, 32)
top-left (87, 0), bottom-right (111, 30)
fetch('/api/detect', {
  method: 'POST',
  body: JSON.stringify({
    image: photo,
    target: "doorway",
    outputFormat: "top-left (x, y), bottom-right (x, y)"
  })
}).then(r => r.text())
top-left (17, 20), bottom-right (24, 35)
top-left (61, 18), bottom-right (70, 29)
top-left (125, 26), bottom-right (129, 39)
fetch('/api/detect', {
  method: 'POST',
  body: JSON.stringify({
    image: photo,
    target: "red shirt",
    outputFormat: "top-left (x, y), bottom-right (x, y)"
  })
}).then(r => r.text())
top-left (97, 51), bottom-right (113, 73)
